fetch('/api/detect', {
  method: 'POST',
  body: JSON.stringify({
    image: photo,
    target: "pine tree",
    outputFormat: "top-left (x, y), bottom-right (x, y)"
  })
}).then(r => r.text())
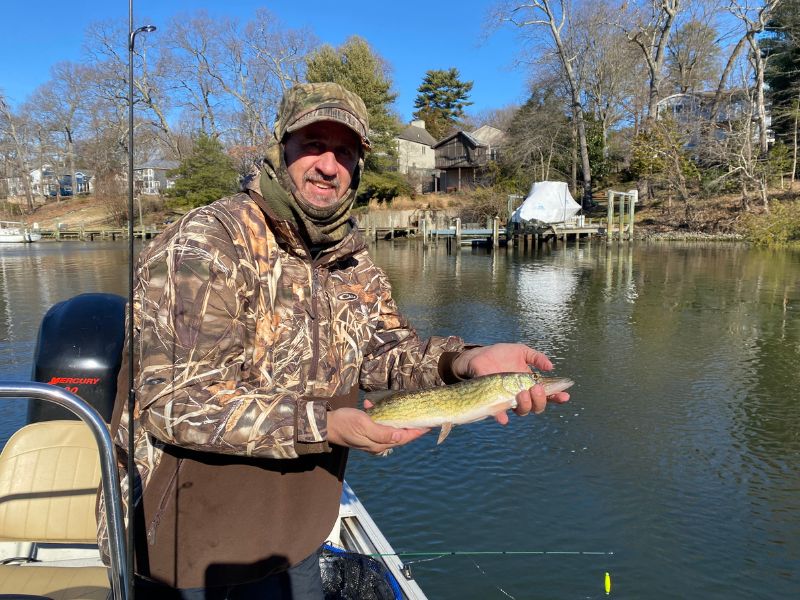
top-left (764, 0), bottom-right (800, 142)
top-left (166, 133), bottom-right (239, 209)
top-left (306, 36), bottom-right (400, 172)
top-left (412, 68), bottom-right (473, 140)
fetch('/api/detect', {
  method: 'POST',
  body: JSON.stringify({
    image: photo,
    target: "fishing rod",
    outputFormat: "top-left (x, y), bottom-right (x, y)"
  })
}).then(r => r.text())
top-left (127, 3), bottom-right (157, 598)
top-left (367, 550), bottom-right (615, 557)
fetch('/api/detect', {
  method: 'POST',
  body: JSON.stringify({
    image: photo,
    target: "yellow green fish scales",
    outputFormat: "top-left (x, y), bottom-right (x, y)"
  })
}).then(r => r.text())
top-left (365, 372), bottom-right (574, 444)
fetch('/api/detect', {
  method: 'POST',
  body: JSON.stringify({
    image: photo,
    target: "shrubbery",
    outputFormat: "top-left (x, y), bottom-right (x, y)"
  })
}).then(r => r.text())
top-left (356, 171), bottom-right (414, 204)
top-left (740, 201), bottom-right (800, 247)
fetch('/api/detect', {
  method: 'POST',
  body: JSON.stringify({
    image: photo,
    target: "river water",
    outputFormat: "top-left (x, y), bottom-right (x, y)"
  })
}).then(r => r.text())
top-left (1, 239), bottom-right (798, 599)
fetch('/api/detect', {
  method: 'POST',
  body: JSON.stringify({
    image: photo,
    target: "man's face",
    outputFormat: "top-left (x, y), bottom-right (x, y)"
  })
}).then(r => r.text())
top-left (284, 121), bottom-right (361, 208)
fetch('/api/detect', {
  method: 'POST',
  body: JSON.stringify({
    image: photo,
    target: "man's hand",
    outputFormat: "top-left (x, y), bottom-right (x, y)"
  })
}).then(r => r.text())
top-left (452, 343), bottom-right (570, 422)
top-left (327, 407), bottom-right (429, 454)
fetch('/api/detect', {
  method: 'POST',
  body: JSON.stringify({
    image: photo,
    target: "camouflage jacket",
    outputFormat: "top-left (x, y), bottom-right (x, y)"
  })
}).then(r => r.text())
top-left (128, 186), bottom-right (465, 459)
top-left (98, 175), bottom-right (466, 578)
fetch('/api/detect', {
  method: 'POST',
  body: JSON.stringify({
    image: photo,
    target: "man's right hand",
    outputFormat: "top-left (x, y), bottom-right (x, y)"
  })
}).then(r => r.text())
top-left (327, 407), bottom-right (428, 455)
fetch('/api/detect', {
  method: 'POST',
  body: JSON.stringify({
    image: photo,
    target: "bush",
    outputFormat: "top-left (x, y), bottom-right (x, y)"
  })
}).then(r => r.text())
top-left (739, 201), bottom-right (800, 248)
top-left (166, 133), bottom-right (239, 210)
top-left (458, 186), bottom-right (509, 225)
top-left (356, 171), bottom-right (414, 204)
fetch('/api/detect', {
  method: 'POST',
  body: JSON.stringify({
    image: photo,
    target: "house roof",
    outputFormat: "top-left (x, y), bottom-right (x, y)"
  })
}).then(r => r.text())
top-left (471, 125), bottom-right (507, 147)
top-left (135, 159), bottom-right (180, 171)
top-left (396, 123), bottom-right (438, 146)
top-left (432, 130), bottom-right (484, 149)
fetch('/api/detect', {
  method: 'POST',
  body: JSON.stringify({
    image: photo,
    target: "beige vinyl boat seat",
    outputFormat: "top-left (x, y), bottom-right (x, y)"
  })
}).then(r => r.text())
top-left (0, 421), bottom-right (111, 600)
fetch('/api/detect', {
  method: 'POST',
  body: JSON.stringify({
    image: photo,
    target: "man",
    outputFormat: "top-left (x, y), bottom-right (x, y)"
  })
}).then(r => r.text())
top-left (99, 82), bottom-right (569, 599)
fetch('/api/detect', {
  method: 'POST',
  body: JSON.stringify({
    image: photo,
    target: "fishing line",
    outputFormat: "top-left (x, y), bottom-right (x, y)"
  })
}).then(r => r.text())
top-left (370, 550), bottom-right (614, 558)
top-left (472, 559), bottom-right (517, 600)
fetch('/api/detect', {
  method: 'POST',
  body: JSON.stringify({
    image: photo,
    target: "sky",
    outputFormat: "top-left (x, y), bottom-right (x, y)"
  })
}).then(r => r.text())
top-left (0, 0), bottom-right (532, 123)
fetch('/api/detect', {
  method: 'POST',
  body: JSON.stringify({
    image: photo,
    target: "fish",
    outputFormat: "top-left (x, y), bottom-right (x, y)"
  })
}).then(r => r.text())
top-left (365, 372), bottom-right (574, 444)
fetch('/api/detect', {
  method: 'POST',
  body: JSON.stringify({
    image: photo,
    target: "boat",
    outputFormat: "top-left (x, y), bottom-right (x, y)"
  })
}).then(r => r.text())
top-left (0, 220), bottom-right (42, 243)
top-left (0, 293), bottom-right (427, 600)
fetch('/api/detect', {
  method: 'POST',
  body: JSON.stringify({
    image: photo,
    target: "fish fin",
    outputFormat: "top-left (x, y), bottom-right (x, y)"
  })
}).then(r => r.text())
top-left (437, 423), bottom-right (453, 444)
top-left (376, 448), bottom-right (394, 458)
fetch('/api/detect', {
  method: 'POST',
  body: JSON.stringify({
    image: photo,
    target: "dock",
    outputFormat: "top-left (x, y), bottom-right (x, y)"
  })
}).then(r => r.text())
top-left (34, 226), bottom-right (160, 241)
top-left (358, 216), bottom-right (623, 249)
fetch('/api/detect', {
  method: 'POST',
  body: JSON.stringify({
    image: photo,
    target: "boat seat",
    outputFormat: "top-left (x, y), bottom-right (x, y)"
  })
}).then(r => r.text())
top-left (0, 421), bottom-right (111, 600)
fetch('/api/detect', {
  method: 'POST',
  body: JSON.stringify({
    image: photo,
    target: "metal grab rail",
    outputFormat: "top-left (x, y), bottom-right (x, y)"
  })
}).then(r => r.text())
top-left (0, 382), bottom-right (129, 600)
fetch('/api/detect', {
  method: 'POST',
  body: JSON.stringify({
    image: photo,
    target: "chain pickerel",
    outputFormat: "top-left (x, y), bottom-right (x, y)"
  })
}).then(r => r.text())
top-left (365, 372), bottom-right (574, 444)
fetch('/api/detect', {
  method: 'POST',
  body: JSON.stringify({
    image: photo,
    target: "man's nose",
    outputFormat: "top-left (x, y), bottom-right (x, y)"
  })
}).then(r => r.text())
top-left (315, 150), bottom-right (338, 175)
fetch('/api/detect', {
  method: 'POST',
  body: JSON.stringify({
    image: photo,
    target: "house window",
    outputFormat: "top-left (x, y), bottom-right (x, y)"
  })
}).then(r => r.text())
top-left (142, 169), bottom-right (160, 194)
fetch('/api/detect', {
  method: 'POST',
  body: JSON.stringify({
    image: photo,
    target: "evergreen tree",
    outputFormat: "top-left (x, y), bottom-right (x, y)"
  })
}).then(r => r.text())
top-left (166, 133), bottom-right (239, 209)
top-left (764, 0), bottom-right (800, 143)
top-left (412, 68), bottom-right (473, 140)
top-left (305, 36), bottom-right (400, 172)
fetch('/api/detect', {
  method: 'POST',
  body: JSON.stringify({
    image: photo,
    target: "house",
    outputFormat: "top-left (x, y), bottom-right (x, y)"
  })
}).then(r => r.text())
top-left (433, 126), bottom-right (507, 192)
top-left (0, 166), bottom-right (93, 202)
top-left (655, 90), bottom-right (775, 148)
top-left (470, 125), bottom-right (507, 161)
top-left (134, 159), bottom-right (180, 195)
top-left (396, 119), bottom-right (437, 172)
top-left (31, 166), bottom-right (93, 197)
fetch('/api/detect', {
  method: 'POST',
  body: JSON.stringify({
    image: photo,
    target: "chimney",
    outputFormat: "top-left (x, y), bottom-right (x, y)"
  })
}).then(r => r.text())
top-left (411, 119), bottom-right (426, 129)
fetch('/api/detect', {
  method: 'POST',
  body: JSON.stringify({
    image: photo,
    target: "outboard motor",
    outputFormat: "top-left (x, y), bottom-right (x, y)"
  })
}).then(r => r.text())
top-left (28, 292), bottom-right (127, 423)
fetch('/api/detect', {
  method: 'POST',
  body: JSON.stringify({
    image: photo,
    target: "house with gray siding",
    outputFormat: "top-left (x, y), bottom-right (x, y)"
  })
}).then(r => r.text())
top-left (395, 120), bottom-right (438, 192)
top-left (134, 159), bottom-right (180, 195)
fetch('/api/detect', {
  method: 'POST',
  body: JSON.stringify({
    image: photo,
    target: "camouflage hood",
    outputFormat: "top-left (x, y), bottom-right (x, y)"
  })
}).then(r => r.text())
top-left (273, 82), bottom-right (371, 151)
top-left (259, 82), bottom-right (371, 247)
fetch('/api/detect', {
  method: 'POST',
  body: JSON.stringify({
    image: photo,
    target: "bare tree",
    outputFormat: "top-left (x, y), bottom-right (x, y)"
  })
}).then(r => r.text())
top-left (729, 0), bottom-right (782, 155)
top-left (618, 0), bottom-right (683, 124)
top-left (0, 92), bottom-right (35, 211)
top-left (495, 0), bottom-right (593, 207)
top-left (84, 20), bottom-right (181, 160)
top-left (28, 62), bottom-right (89, 202)
top-left (575, 1), bottom-right (642, 157)
top-left (166, 12), bottom-right (225, 138)
top-left (504, 86), bottom-right (572, 183)
top-left (666, 17), bottom-right (722, 94)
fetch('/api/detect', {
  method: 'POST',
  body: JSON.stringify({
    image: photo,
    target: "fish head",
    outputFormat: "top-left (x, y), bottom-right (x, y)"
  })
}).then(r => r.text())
top-left (499, 373), bottom-right (542, 396)
top-left (539, 376), bottom-right (575, 395)
top-left (500, 373), bottom-right (574, 397)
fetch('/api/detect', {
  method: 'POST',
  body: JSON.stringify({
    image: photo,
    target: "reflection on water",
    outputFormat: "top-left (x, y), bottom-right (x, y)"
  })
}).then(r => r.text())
top-left (355, 240), bottom-right (800, 600)
top-left (1, 239), bottom-right (799, 599)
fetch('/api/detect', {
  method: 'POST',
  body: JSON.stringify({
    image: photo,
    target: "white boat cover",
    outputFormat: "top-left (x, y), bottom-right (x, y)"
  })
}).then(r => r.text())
top-left (511, 181), bottom-right (581, 224)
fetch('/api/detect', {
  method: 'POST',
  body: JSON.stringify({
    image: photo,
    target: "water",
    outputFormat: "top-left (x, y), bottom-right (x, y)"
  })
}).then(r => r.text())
top-left (1, 239), bottom-right (799, 599)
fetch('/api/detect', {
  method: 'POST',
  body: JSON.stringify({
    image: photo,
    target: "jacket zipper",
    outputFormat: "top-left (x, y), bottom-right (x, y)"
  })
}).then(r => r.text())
top-left (309, 264), bottom-right (320, 384)
top-left (146, 458), bottom-right (184, 546)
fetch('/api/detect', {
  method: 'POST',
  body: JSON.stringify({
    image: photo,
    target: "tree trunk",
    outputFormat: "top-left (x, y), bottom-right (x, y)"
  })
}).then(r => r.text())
top-left (66, 128), bottom-right (76, 201)
top-left (747, 32), bottom-right (769, 155)
top-left (792, 94), bottom-right (798, 185)
top-left (575, 103), bottom-right (593, 207)
top-left (571, 117), bottom-right (578, 196)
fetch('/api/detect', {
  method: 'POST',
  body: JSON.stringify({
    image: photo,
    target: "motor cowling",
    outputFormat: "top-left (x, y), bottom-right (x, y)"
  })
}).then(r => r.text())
top-left (28, 292), bottom-right (127, 423)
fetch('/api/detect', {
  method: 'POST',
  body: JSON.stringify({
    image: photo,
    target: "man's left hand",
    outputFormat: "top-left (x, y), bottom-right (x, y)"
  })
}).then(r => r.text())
top-left (451, 343), bottom-right (570, 422)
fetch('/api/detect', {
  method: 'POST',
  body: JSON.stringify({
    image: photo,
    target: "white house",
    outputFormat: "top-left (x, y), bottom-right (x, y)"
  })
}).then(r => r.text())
top-left (395, 120), bottom-right (439, 191)
top-left (655, 90), bottom-right (775, 147)
top-left (1, 165), bottom-right (93, 202)
top-left (134, 159), bottom-right (180, 195)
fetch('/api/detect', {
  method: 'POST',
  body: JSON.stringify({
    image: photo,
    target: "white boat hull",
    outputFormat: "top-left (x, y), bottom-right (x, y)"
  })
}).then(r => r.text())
top-left (0, 221), bottom-right (40, 243)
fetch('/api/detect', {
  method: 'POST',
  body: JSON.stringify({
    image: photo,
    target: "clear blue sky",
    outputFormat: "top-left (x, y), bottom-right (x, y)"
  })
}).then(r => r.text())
top-left (0, 0), bottom-right (529, 123)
